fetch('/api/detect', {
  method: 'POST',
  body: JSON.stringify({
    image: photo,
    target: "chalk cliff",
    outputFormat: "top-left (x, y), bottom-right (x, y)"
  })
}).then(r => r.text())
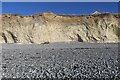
top-left (0, 12), bottom-right (120, 44)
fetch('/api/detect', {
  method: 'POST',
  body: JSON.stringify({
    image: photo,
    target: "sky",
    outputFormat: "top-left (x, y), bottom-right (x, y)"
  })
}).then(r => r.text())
top-left (2, 2), bottom-right (119, 16)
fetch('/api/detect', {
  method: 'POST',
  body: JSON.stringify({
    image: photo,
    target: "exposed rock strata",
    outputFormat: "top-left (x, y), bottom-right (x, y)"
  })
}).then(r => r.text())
top-left (0, 12), bottom-right (120, 44)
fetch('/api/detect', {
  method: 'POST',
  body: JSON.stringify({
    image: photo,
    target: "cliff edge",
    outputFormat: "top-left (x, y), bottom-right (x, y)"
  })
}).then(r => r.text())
top-left (0, 12), bottom-right (120, 44)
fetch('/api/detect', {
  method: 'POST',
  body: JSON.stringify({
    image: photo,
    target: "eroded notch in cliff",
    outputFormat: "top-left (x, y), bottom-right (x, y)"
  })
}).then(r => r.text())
top-left (2, 33), bottom-right (7, 43)
top-left (77, 34), bottom-right (84, 42)
top-left (7, 31), bottom-right (18, 43)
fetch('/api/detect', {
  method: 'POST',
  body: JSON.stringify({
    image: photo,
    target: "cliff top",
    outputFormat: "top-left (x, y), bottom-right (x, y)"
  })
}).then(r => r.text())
top-left (1, 12), bottom-right (120, 17)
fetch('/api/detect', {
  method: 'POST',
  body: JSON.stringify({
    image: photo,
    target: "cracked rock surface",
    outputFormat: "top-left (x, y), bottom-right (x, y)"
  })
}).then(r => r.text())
top-left (0, 12), bottom-right (120, 43)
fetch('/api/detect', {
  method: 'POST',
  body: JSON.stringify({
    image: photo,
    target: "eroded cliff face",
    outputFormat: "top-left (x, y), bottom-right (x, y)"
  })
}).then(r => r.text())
top-left (0, 12), bottom-right (120, 44)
